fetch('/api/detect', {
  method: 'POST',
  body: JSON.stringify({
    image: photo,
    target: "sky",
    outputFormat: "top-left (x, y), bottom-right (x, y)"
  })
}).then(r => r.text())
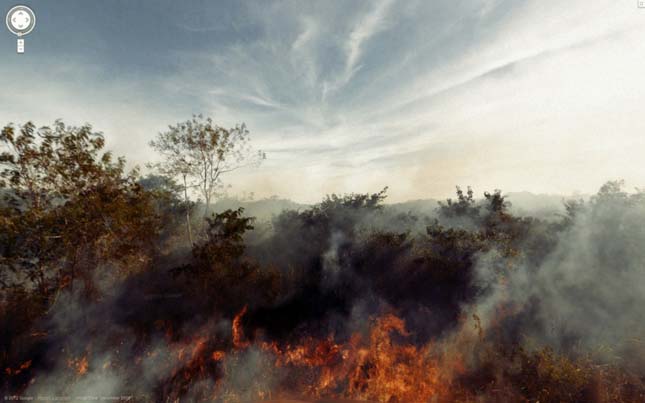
top-left (1, 0), bottom-right (644, 203)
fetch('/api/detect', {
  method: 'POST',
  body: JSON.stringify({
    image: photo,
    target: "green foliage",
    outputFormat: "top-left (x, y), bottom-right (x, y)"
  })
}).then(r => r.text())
top-left (274, 187), bottom-right (388, 238)
top-left (0, 121), bottom-right (125, 210)
top-left (194, 208), bottom-right (255, 267)
top-left (561, 198), bottom-right (585, 227)
top-left (0, 121), bottom-right (160, 295)
top-left (438, 186), bottom-right (479, 220)
top-left (319, 187), bottom-right (388, 211)
top-left (0, 121), bottom-right (168, 389)
top-left (171, 207), bottom-right (256, 280)
top-left (138, 174), bottom-right (193, 241)
top-left (171, 208), bottom-right (280, 313)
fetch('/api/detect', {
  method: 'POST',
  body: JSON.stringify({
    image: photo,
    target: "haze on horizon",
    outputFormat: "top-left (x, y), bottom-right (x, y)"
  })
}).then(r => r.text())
top-left (1, 0), bottom-right (644, 203)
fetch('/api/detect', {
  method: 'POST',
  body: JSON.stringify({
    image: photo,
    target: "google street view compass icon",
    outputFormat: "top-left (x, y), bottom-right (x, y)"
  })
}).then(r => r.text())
top-left (6, 5), bottom-right (36, 54)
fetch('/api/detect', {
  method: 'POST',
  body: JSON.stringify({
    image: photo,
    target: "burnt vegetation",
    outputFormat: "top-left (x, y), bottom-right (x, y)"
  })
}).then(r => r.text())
top-left (1, 120), bottom-right (644, 402)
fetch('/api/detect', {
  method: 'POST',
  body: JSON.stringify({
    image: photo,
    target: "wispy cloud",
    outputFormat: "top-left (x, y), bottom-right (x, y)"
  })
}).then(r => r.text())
top-left (1, 0), bottom-right (644, 202)
top-left (324, 0), bottom-right (395, 97)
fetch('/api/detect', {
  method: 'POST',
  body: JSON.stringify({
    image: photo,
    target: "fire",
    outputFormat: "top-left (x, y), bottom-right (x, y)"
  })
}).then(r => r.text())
top-left (67, 355), bottom-right (89, 376)
top-left (5, 360), bottom-right (32, 376)
top-left (139, 306), bottom-right (459, 401)
top-left (346, 315), bottom-right (444, 402)
top-left (211, 350), bottom-right (226, 361)
top-left (10, 302), bottom-right (474, 402)
top-left (13, 305), bottom-right (641, 402)
top-left (232, 305), bottom-right (250, 349)
top-left (204, 308), bottom-right (455, 401)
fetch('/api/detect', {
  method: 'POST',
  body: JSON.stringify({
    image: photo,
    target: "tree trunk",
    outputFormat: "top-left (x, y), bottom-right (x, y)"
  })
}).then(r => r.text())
top-left (183, 174), bottom-right (194, 247)
top-left (204, 194), bottom-right (210, 220)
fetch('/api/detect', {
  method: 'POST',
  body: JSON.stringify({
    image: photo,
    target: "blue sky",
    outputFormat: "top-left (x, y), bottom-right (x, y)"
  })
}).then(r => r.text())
top-left (2, 0), bottom-right (645, 202)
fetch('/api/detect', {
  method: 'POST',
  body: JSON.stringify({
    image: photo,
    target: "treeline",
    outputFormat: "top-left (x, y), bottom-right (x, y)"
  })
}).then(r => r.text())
top-left (1, 119), bottom-right (644, 401)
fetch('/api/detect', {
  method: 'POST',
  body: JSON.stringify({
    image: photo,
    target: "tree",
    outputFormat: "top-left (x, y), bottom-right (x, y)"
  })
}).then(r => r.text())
top-left (0, 121), bottom-right (160, 295)
top-left (438, 186), bottom-right (479, 220)
top-left (0, 121), bottom-right (122, 211)
top-left (148, 115), bottom-right (265, 246)
top-left (170, 208), bottom-right (281, 313)
top-left (138, 174), bottom-right (194, 241)
top-left (191, 208), bottom-right (255, 269)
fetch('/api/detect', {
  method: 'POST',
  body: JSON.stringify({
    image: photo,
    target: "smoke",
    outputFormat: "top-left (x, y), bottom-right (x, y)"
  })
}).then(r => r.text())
top-left (6, 184), bottom-right (645, 400)
top-left (321, 231), bottom-right (346, 289)
top-left (26, 354), bottom-right (124, 400)
top-left (215, 347), bottom-right (282, 400)
top-left (472, 187), bottom-right (645, 369)
top-left (21, 290), bottom-right (132, 399)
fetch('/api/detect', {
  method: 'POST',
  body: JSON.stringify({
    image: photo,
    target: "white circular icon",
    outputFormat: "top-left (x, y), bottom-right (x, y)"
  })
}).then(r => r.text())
top-left (6, 5), bottom-right (36, 36)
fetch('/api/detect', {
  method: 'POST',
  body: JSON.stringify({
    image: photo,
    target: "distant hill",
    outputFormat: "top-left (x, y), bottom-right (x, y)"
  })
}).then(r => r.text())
top-left (211, 196), bottom-right (308, 222)
top-left (505, 191), bottom-right (574, 220)
top-left (386, 193), bottom-right (574, 220)
top-left (204, 191), bottom-right (582, 223)
top-left (388, 199), bottom-right (440, 218)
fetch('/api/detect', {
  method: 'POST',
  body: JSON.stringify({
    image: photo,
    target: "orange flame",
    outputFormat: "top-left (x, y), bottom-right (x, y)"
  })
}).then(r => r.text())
top-left (67, 355), bottom-right (89, 376)
top-left (233, 305), bottom-right (250, 349)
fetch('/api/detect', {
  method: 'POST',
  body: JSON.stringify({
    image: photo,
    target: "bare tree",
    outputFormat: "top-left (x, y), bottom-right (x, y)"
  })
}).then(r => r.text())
top-left (148, 115), bottom-right (265, 245)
